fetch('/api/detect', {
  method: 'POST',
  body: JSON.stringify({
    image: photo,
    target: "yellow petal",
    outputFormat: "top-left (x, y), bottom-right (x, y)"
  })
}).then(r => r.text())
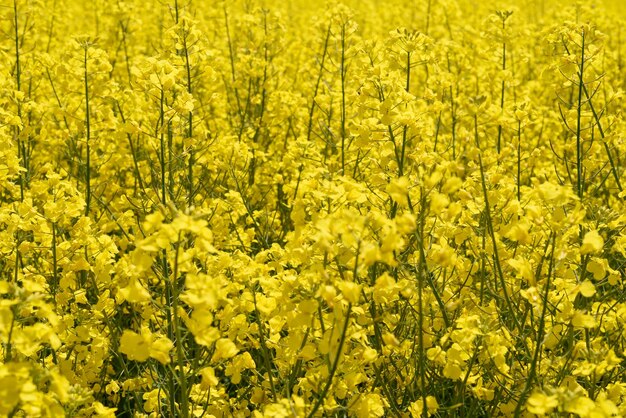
top-left (581, 230), bottom-right (604, 255)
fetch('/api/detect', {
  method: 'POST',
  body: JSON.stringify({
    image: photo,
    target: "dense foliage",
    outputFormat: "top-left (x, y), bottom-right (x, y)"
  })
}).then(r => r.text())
top-left (2, 0), bottom-right (626, 416)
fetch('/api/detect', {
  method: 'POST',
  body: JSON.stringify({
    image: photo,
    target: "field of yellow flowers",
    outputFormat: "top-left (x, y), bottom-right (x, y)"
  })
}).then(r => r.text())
top-left (2, 0), bottom-right (626, 416)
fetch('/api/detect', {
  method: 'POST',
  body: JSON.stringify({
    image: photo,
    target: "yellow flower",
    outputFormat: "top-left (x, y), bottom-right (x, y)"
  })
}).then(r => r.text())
top-left (426, 396), bottom-right (439, 413)
top-left (508, 257), bottom-right (535, 285)
top-left (199, 367), bottom-right (219, 390)
top-left (586, 257), bottom-right (612, 280)
top-left (143, 389), bottom-right (165, 413)
top-left (119, 329), bottom-right (173, 364)
top-left (564, 396), bottom-right (596, 416)
top-left (352, 393), bottom-right (385, 418)
top-left (119, 330), bottom-right (151, 362)
top-left (225, 352), bottom-right (256, 384)
top-left (409, 396), bottom-right (439, 417)
top-left (150, 336), bottom-right (174, 365)
top-left (93, 402), bottom-right (117, 418)
top-left (443, 362), bottom-right (463, 380)
top-left (387, 176), bottom-right (410, 207)
top-left (211, 338), bottom-right (239, 362)
top-left (572, 311), bottom-right (597, 329)
top-left (576, 280), bottom-right (596, 298)
top-left (581, 230), bottom-right (604, 255)
top-left (526, 392), bottom-right (559, 415)
top-left (116, 278), bottom-right (151, 304)
top-left (429, 238), bottom-right (457, 268)
top-left (338, 281), bottom-right (361, 304)
top-left (505, 219), bottom-right (531, 244)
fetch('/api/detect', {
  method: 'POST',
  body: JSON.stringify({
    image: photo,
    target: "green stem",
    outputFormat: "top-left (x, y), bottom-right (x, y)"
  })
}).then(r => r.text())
top-left (475, 115), bottom-right (525, 345)
top-left (416, 190), bottom-right (428, 417)
top-left (517, 120), bottom-right (522, 201)
top-left (306, 23), bottom-right (331, 142)
top-left (171, 235), bottom-right (189, 418)
top-left (399, 51), bottom-right (411, 177)
top-left (13, 0), bottom-right (24, 201)
top-left (183, 33), bottom-right (194, 206)
top-left (51, 222), bottom-right (58, 301)
top-left (575, 29), bottom-right (585, 201)
top-left (307, 303), bottom-right (352, 418)
top-left (84, 46), bottom-right (92, 216)
top-left (580, 83), bottom-right (623, 192)
top-left (497, 18), bottom-right (506, 154)
top-left (340, 23), bottom-right (347, 176)
top-left (514, 233), bottom-right (555, 417)
top-left (159, 88), bottom-right (167, 205)
top-left (252, 287), bottom-right (277, 401)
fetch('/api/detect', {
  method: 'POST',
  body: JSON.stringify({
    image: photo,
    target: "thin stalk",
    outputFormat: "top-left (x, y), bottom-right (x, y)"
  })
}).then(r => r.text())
top-left (162, 244), bottom-right (175, 415)
top-left (46, 69), bottom-right (70, 130)
top-left (182, 30), bottom-right (195, 206)
top-left (115, 102), bottom-right (146, 194)
top-left (390, 50), bottom-right (412, 219)
top-left (514, 234), bottom-right (556, 417)
top-left (497, 17), bottom-right (507, 154)
top-left (475, 115), bottom-right (525, 343)
top-left (340, 23), bottom-right (347, 176)
top-left (517, 120), bottom-right (522, 201)
top-left (580, 82), bottom-right (623, 192)
top-left (5, 313), bottom-right (15, 362)
top-left (45, 0), bottom-right (56, 53)
top-left (575, 30), bottom-right (585, 201)
top-left (167, 120), bottom-right (173, 197)
top-left (13, 0), bottom-right (24, 201)
top-left (223, 6), bottom-right (243, 129)
top-left (11, 0), bottom-right (24, 298)
top-left (251, 287), bottom-right (277, 401)
top-left (159, 89), bottom-right (167, 205)
top-left (416, 190), bottom-right (428, 417)
top-left (449, 81), bottom-right (458, 159)
top-left (433, 111), bottom-right (442, 152)
top-left (171, 235), bottom-right (189, 418)
top-left (13, 0), bottom-right (21, 91)
top-left (286, 328), bottom-right (310, 396)
top-left (306, 23), bottom-right (331, 142)
top-left (51, 222), bottom-right (59, 300)
top-left (307, 303), bottom-right (352, 418)
top-left (399, 51), bottom-right (411, 177)
top-left (425, 0), bottom-right (432, 35)
top-left (84, 46), bottom-right (92, 216)
top-left (119, 19), bottom-right (133, 84)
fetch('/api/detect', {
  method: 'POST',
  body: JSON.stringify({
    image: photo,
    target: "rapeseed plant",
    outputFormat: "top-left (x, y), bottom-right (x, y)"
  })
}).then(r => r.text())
top-left (2, 0), bottom-right (626, 417)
